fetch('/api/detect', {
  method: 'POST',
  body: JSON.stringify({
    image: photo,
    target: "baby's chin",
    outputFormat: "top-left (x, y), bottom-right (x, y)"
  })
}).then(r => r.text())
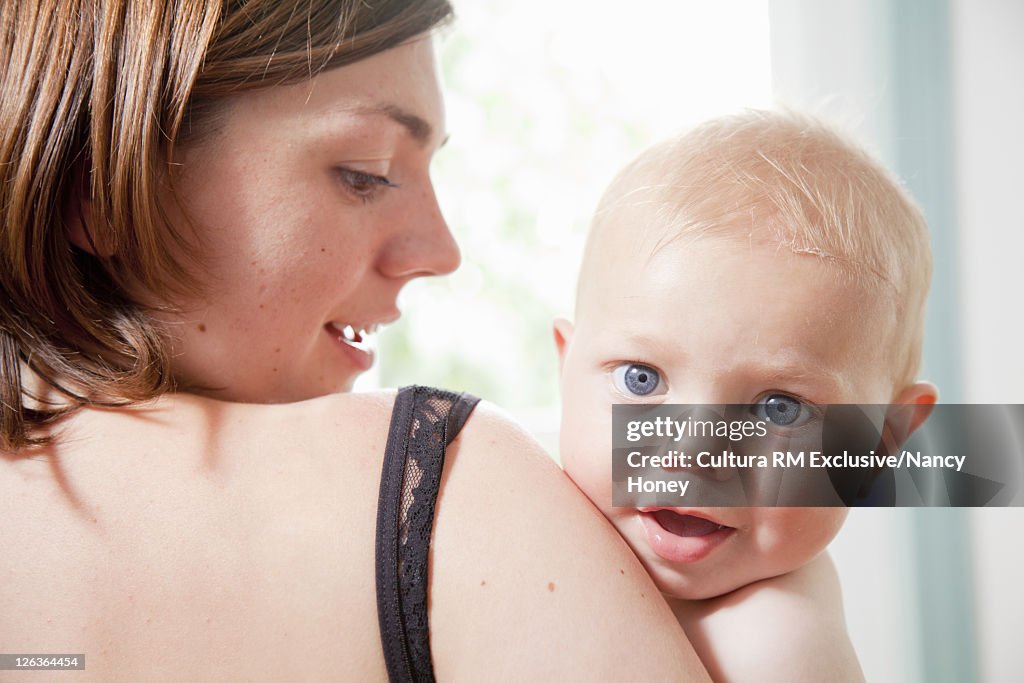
top-left (655, 577), bottom-right (733, 602)
top-left (643, 558), bottom-right (754, 601)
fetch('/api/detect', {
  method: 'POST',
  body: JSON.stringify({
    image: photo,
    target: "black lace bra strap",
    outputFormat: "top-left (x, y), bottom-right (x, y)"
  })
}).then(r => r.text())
top-left (375, 386), bottom-right (481, 683)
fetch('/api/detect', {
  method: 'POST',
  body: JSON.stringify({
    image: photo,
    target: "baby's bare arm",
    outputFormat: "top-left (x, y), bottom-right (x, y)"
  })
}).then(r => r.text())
top-left (670, 552), bottom-right (864, 683)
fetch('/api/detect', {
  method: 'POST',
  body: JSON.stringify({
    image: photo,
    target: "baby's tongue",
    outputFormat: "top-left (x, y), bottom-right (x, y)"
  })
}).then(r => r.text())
top-left (654, 510), bottom-right (722, 537)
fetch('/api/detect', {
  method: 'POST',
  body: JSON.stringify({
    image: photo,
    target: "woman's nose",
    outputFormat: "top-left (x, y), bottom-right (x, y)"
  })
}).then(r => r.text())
top-left (377, 184), bottom-right (461, 279)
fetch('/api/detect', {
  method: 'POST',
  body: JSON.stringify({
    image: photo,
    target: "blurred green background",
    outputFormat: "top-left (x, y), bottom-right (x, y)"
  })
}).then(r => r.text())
top-left (364, 0), bottom-right (773, 450)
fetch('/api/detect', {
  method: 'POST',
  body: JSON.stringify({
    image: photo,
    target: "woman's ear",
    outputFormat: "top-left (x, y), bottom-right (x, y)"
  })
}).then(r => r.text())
top-left (553, 317), bottom-right (574, 376)
top-left (879, 381), bottom-right (939, 455)
top-left (64, 163), bottom-right (114, 257)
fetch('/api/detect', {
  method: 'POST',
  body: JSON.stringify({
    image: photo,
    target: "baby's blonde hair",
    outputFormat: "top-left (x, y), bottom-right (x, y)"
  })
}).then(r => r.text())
top-left (582, 110), bottom-right (931, 387)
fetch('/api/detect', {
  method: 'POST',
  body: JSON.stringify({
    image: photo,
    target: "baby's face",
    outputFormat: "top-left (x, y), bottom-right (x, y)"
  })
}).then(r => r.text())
top-left (557, 227), bottom-right (899, 600)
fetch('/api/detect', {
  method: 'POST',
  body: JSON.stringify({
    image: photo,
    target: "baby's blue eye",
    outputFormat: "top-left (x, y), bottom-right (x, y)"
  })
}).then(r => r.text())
top-left (752, 394), bottom-right (813, 427)
top-left (612, 363), bottom-right (664, 397)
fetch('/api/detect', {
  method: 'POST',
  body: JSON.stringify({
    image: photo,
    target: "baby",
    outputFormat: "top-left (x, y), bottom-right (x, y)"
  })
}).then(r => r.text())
top-left (554, 111), bottom-right (936, 682)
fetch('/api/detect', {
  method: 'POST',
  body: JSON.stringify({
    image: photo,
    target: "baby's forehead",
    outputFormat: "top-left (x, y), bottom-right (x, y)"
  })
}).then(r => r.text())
top-left (587, 220), bottom-right (857, 291)
top-left (575, 232), bottom-right (901, 400)
top-left (587, 168), bottom-right (897, 291)
top-left (579, 224), bottom-right (897, 343)
top-left (586, 195), bottom-right (814, 276)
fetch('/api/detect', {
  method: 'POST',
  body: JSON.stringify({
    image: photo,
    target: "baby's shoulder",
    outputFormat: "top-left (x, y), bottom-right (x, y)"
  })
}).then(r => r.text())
top-left (674, 553), bottom-right (864, 683)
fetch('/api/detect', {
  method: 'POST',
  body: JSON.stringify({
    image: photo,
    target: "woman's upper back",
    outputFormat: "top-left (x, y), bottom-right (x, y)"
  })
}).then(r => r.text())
top-left (2, 392), bottom-right (393, 680)
top-left (1, 391), bottom-right (707, 681)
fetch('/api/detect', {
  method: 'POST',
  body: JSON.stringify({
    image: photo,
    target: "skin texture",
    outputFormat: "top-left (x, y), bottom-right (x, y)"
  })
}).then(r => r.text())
top-left (4, 38), bottom-right (713, 681)
top-left (1, 392), bottom-right (709, 681)
top-left (151, 37), bottom-right (460, 403)
top-left (671, 552), bottom-right (863, 683)
top-left (556, 194), bottom-right (936, 680)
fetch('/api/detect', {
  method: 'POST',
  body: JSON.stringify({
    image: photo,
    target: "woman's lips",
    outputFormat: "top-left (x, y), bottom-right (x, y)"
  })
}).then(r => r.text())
top-left (324, 314), bottom-right (399, 373)
top-left (638, 510), bottom-right (734, 563)
top-left (325, 323), bottom-right (374, 371)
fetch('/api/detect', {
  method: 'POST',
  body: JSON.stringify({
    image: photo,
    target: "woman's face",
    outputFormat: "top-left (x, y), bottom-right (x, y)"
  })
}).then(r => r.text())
top-left (159, 36), bottom-right (457, 403)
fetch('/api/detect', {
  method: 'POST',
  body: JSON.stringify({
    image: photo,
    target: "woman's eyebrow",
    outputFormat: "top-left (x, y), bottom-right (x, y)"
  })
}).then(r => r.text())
top-left (355, 103), bottom-right (443, 147)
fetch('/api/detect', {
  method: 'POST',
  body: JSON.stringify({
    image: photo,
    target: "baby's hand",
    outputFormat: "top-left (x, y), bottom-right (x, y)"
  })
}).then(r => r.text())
top-left (670, 552), bottom-right (865, 683)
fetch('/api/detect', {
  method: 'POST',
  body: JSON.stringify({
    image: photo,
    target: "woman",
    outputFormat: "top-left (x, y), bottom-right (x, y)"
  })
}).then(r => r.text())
top-left (1, 1), bottom-right (709, 680)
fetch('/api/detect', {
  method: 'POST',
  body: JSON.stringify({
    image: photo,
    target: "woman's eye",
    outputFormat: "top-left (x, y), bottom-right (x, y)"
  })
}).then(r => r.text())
top-left (335, 167), bottom-right (397, 201)
top-left (751, 394), bottom-right (815, 427)
top-left (612, 363), bottom-right (665, 397)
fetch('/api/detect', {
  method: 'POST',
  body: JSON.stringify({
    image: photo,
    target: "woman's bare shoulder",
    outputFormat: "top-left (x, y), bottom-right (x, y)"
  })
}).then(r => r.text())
top-left (1, 393), bottom-right (709, 680)
top-left (428, 401), bottom-right (710, 680)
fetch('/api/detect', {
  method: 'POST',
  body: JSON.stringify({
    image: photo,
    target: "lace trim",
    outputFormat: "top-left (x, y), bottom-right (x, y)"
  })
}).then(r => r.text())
top-left (376, 386), bottom-right (479, 683)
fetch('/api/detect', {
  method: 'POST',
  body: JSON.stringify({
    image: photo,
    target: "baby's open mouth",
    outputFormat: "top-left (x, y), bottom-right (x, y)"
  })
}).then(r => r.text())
top-left (651, 510), bottom-right (731, 537)
top-left (638, 509), bottom-right (735, 563)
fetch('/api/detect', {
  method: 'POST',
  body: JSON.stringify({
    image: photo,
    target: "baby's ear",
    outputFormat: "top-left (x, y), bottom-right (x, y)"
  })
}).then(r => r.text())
top-left (879, 382), bottom-right (938, 455)
top-left (552, 318), bottom-right (574, 376)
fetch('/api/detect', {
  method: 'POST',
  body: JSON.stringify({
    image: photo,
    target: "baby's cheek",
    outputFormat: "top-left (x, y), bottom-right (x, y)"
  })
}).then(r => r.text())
top-left (559, 403), bottom-right (610, 493)
top-left (558, 367), bottom-right (618, 511)
top-left (561, 431), bottom-right (615, 516)
top-left (755, 508), bottom-right (845, 565)
top-left (562, 448), bottom-right (608, 507)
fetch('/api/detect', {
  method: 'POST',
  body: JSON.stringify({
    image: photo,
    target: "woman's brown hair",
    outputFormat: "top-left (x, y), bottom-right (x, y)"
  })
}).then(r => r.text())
top-left (0, 0), bottom-right (453, 450)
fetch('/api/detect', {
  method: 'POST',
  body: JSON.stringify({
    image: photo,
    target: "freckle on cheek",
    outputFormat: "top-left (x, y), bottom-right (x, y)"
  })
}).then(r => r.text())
top-left (197, 323), bottom-right (206, 332)
top-left (547, 582), bottom-right (556, 592)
